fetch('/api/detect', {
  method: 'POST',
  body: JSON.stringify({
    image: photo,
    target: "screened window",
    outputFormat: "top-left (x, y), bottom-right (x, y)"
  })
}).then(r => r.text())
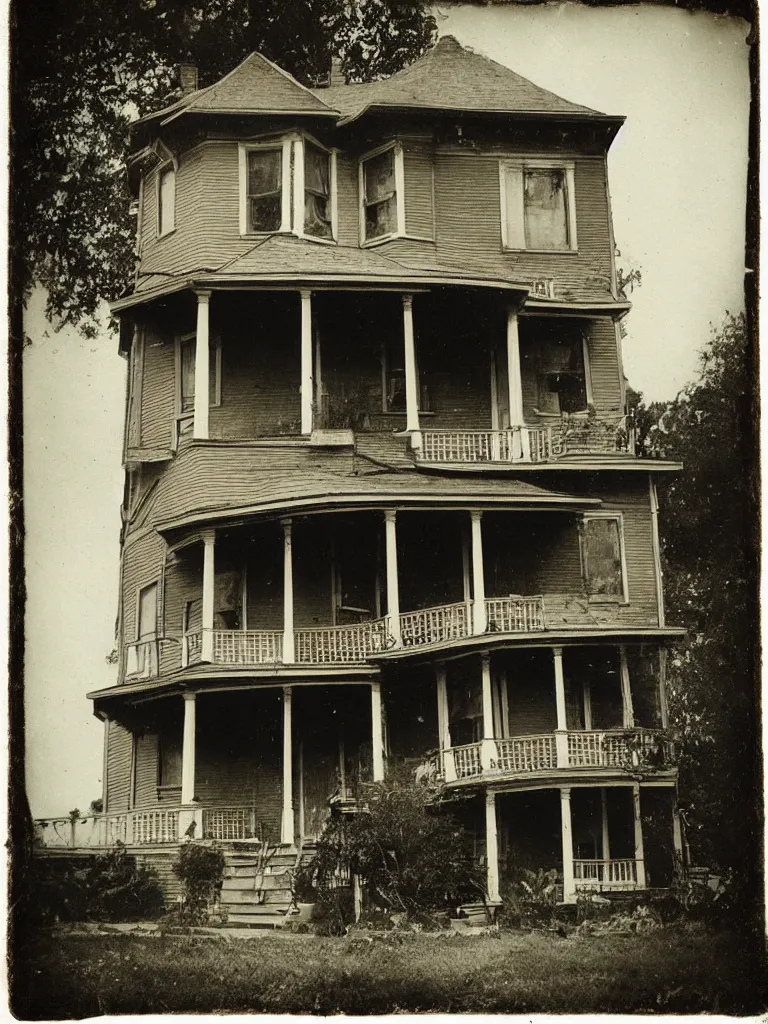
top-left (362, 147), bottom-right (398, 241)
top-left (158, 165), bottom-right (175, 236)
top-left (502, 161), bottom-right (576, 251)
top-left (247, 148), bottom-right (283, 232)
top-left (581, 517), bottom-right (626, 602)
top-left (304, 143), bottom-right (332, 239)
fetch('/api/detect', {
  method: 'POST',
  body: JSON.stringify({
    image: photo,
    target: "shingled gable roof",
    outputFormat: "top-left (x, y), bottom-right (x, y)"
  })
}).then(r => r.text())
top-left (137, 51), bottom-right (338, 128)
top-left (312, 35), bottom-right (614, 124)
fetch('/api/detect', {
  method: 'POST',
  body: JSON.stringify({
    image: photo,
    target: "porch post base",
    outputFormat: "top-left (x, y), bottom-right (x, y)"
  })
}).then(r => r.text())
top-left (178, 805), bottom-right (203, 841)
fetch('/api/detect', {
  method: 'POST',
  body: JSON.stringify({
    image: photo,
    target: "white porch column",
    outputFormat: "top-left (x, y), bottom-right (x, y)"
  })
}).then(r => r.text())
top-left (620, 646), bottom-right (635, 728)
top-left (282, 519), bottom-right (295, 662)
top-left (300, 290), bottom-right (313, 434)
top-left (480, 653), bottom-right (496, 771)
top-left (560, 787), bottom-right (575, 902)
top-left (181, 692), bottom-right (197, 805)
top-left (281, 686), bottom-right (295, 844)
top-left (201, 529), bottom-right (215, 662)
top-left (632, 782), bottom-right (647, 888)
top-left (384, 510), bottom-right (401, 647)
top-left (436, 664), bottom-right (456, 782)
top-left (371, 681), bottom-right (385, 782)
top-left (485, 791), bottom-right (501, 903)
top-left (193, 291), bottom-right (211, 439)
top-left (470, 511), bottom-right (487, 635)
top-left (601, 787), bottom-right (611, 861)
top-left (506, 309), bottom-right (529, 460)
top-left (402, 294), bottom-right (422, 447)
top-left (672, 803), bottom-right (685, 866)
top-left (553, 646), bottom-right (568, 768)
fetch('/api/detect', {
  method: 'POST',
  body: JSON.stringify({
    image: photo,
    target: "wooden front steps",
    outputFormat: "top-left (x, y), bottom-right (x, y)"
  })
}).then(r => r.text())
top-left (217, 844), bottom-right (314, 929)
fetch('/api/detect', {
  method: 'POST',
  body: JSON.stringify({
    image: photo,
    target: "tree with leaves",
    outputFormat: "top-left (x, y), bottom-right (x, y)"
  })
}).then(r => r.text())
top-left (636, 313), bottom-right (759, 904)
top-left (11, 0), bottom-right (437, 335)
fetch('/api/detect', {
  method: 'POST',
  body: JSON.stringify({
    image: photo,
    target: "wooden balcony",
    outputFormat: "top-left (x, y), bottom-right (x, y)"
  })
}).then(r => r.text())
top-left (417, 421), bottom-right (634, 466)
top-left (573, 858), bottom-right (639, 891)
top-left (436, 728), bottom-right (673, 784)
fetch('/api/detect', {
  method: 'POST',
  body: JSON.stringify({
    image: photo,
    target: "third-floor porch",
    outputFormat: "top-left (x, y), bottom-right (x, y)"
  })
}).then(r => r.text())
top-left (124, 288), bottom-right (643, 470)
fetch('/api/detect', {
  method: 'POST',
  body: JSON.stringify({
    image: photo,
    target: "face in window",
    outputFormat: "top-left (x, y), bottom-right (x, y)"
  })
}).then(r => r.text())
top-left (363, 149), bottom-right (397, 240)
top-left (248, 149), bottom-right (282, 232)
top-left (304, 144), bottom-right (332, 239)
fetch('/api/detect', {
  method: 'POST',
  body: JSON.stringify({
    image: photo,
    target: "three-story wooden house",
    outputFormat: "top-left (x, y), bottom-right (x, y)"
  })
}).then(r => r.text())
top-left (72, 36), bottom-right (685, 909)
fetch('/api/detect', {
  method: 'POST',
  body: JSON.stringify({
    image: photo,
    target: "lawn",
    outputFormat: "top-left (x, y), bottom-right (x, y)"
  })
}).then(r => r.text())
top-left (11, 926), bottom-right (766, 1017)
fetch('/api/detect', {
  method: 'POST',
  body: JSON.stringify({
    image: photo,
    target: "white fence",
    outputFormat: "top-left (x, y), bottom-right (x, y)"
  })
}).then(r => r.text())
top-left (418, 422), bottom-right (632, 465)
top-left (494, 734), bottom-right (556, 773)
top-left (573, 859), bottom-right (638, 889)
top-left (567, 729), bottom-right (666, 768)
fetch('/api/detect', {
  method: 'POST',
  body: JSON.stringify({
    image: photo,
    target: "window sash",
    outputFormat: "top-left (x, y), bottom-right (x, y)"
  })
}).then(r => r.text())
top-left (247, 149), bottom-right (283, 232)
top-left (582, 517), bottom-right (626, 600)
top-left (363, 149), bottom-right (398, 241)
top-left (502, 162), bottom-right (574, 251)
top-left (158, 166), bottom-right (175, 236)
top-left (178, 336), bottom-right (220, 414)
top-left (304, 143), bottom-right (332, 239)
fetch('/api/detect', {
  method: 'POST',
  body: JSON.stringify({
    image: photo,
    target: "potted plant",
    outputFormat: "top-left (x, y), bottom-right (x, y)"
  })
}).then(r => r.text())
top-left (291, 861), bottom-right (317, 922)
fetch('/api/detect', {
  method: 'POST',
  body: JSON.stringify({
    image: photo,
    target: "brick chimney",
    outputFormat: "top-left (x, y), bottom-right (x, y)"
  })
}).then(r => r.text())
top-left (179, 64), bottom-right (199, 96)
top-left (330, 57), bottom-right (345, 87)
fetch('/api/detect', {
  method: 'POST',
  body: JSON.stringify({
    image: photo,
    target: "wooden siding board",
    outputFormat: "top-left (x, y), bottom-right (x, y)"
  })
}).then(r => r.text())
top-left (403, 140), bottom-right (435, 240)
top-left (139, 325), bottom-right (175, 450)
top-left (106, 720), bottom-right (133, 812)
top-left (134, 732), bottom-right (159, 808)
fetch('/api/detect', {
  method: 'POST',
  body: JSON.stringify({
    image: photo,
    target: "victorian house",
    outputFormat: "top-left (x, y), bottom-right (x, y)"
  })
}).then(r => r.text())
top-left (38, 36), bottom-right (685, 918)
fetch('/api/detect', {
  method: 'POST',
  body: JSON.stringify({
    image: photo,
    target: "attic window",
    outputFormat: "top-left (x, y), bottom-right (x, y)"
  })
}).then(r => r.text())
top-left (500, 159), bottom-right (577, 252)
top-left (360, 143), bottom-right (404, 244)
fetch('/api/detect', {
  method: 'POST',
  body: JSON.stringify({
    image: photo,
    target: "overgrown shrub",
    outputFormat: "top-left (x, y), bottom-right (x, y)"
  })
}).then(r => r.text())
top-left (311, 888), bottom-right (355, 936)
top-left (313, 773), bottom-right (484, 920)
top-left (172, 843), bottom-right (224, 924)
top-left (85, 846), bottom-right (164, 921)
top-left (25, 847), bottom-right (164, 924)
top-left (499, 868), bottom-right (560, 929)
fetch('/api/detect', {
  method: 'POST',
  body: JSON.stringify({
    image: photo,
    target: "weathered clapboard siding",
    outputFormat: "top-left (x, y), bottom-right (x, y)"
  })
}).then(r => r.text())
top-left (502, 650), bottom-right (558, 736)
top-left (335, 152), bottom-right (360, 247)
top-left (161, 552), bottom-right (203, 675)
top-left (483, 512), bottom-right (582, 597)
top-left (106, 720), bottom-right (133, 813)
top-left (403, 139), bottom-right (435, 240)
top-left (139, 147), bottom-right (206, 275)
top-left (121, 529), bottom-right (167, 646)
top-left (432, 152), bottom-right (613, 301)
top-left (133, 849), bottom-right (182, 904)
top-left (587, 318), bottom-right (622, 411)
top-left (133, 732), bottom-right (159, 808)
top-left (195, 691), bottom-right (283, 839)
top-left (139, 324), bottom-right (175, 450)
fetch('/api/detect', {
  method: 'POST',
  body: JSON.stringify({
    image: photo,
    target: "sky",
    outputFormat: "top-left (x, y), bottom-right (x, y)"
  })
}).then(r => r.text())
top-left (23, 3), bottom-right (751, 818)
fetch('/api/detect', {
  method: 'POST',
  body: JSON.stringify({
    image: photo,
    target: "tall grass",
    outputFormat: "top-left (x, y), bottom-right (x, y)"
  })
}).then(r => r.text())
top-left (12, 927), bottom-right (765, 1018)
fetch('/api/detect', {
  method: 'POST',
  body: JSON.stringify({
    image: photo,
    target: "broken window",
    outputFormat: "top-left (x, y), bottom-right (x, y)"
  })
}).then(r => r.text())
top-left (535, 334), bottom-right (588, 415)
top-left (502, 160), bottom-right (576, 251)
top-left (581, 516), bottom-right (626, 601)
top-left (362, 146), bottom-right (399, 242)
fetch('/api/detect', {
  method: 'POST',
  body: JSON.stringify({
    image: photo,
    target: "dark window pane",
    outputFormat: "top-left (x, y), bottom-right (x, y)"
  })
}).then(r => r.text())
top-left (250, 194), bottom-right (282, 232)
top-left (365, 196), bottom-right (397, 240)
top-left (248, 149), bottom-right (281, 197)
top-left (364, 149), bottom-right (395, 204)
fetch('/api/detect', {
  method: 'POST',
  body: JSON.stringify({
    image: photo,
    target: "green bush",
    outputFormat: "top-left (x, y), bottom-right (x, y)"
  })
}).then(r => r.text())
top-left (173, 843), bottom-right (224, 924)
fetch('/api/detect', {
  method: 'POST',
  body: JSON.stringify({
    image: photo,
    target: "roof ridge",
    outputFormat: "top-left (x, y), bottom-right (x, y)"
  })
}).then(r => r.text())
top-left (254, 51), bottom-right (339, 113)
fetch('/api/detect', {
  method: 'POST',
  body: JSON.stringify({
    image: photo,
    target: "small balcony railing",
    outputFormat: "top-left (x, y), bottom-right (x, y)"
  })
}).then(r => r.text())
top-left (212, 630), bottom-right (282, 665)
top-left (401, 601), bottom-right (470, 647)
top-left (486, 596), bottom-right (545, 633)
top-left (418, 420), bottom-right (633, 465)
top-left (125, 639), bottom-right (160, 679)
top-left (573, 858), bottom-right (638, 889)
top-left (568, 729), bottom-right (670, 769)
top-left (494, 734), bottom-right (556, 773)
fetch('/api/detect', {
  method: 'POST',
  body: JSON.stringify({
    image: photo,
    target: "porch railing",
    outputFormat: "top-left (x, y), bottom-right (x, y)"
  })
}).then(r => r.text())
top-left (202, 807), bottom-right (254, 841)
top-left (568, 729), bottom-right (668, 768)
top-left (213, 630), bottom-right (282, 665)
top-left (295, 618), bottom-right (390, 663)
top-left (132, 809), bottom-right (179, 845)
top-left (418, 421), bottom-right (633, 465)
top-left (485, 596), bottom-right (545, 633)
top-left (400, 601), bottom-right (470, 647)
top-left (573, 859), bottom-right (638, 887)
top-left (494, 734), bottom-right (556, 773)
top-left (449, 742), bottom-right (483, 780)
top-left (33, 810), bottom-right (178, 848)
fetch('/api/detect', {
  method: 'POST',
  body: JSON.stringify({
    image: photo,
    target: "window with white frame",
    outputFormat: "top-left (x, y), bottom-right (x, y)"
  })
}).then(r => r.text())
top-left (534, 333), bottom-right (589, 415)
top-left (580, 515), bottom-right (628, 603)
top-left (500, 159), bottom-right (577, 252)
top-left (175, 333), bottom-right (221, 444)
top-left (157, 164), bottom-right (176, 237)
top-left (303, 142), bottom-right (333, 239)
top-left (239, 136), bottom-right (336, 240)
top-left (360, 143), bottom-right (403, 244)
top-left (127, 582), bottom-right (159, 677)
